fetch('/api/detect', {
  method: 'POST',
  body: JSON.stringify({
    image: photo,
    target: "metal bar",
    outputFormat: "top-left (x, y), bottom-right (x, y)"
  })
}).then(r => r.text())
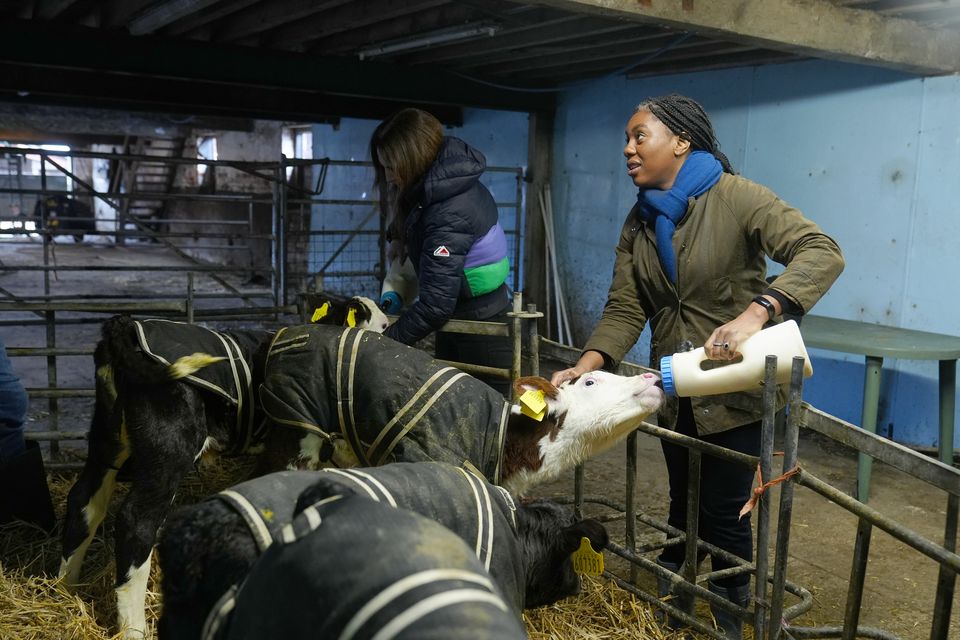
top-left (186, 272), bottom-right (194, 325)
top-left (25, 430), bottom-right (87, 440)
top-left (0, 189), bottom-right (270, 204)
top-left (755, 355), bottom-right (778, 639)
top-left (525, 303), bottom-right (541, 379)
top-left (841, 519), bottom-right (873, 640)
top-left (795, 471), bottom-right (960, 572)
top-left (8, 348), bottom-right (94, 357)
top-left (768, 357), bottom-right (806, 640)
top-left (857, 355), bottom-right (883, 502)
top-left (278, 164), bottom-right (288, 306)
top-left (513, 170), bottom-right (523, 292)
top-left (635, 420), bottom-right (760, 468)
top-left (0, 301), bottom-right (187, 312)
top-left (6, 265), bottom-right (265, 272)
top-left (681, 447), bottom-right (701, 621)
top-left (24, 388), bottom-right (95, 398)
top-left (510, 291), bottom-right (522, 386)
top-left (931, 493), bottom-right (958, 640)
top-left (434, 360), bottom-right (510, 380)
top-left (626, 430), bottom-right (639, 585)
top-left (574, 464), bottom-right (584, 521)
top-left (799, 404), bottom-right (960, 495)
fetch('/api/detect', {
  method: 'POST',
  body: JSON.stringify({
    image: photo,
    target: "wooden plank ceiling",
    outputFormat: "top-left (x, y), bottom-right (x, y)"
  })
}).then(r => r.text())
top-left (0, 0), bottom-right (957, 121)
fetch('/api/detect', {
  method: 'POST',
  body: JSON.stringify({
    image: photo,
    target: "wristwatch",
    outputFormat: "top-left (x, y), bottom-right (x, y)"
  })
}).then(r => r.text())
top-left (752, 295), bottom-right (777, 322)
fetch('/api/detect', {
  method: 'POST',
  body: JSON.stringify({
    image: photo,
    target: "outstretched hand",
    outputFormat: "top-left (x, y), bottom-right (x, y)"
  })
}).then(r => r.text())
top-left (703, 306), bottom-right (768, 360)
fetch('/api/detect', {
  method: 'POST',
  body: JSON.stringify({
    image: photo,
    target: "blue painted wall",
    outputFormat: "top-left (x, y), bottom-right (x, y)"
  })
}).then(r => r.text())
top-left (309, 108), bottom-right (529, 302)
top-left (550, 59), bottom-right (960, 449)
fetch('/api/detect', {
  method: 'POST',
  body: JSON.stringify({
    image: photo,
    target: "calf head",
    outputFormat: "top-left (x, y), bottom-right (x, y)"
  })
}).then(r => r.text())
top-left (517, 499), bottom-right (608, 609)
top-left (502, 371), bottom-right (663, 494)
top-left (301, 293), bottom-right (389, 333)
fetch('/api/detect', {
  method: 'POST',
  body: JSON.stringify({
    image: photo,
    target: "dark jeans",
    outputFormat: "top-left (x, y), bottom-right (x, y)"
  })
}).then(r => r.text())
top-left (659, 398), bottom-right (761, 588)
top-left (0, 336), bottom-right (28, 461)
top-left (435, 331), bottom-right (513, 397)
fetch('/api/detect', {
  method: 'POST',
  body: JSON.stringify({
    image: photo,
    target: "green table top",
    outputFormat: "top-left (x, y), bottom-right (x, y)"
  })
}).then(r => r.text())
top-left (801, 315), bottom-right (960, 360)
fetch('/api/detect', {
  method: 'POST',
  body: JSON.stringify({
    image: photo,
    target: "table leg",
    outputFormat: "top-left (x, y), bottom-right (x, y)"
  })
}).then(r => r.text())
top-left (938, 360), bottom-right (956, 466)
top-left (931, 360), bottom-right (957, 640)
top-left (856, 356), bottom-right (883, 503)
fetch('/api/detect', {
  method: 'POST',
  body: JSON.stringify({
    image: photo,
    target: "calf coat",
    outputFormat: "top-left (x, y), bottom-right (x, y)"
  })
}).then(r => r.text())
top-left (259, 324), bottom-right (664, 496)
top-left (260, 324), bottom-right (508, 481)
top-left (157, 462), bottom-right (608, 639)
top-left (205, 493), bottom-right (528, 640)
top-left (60, 297), bottom-right (387, 640)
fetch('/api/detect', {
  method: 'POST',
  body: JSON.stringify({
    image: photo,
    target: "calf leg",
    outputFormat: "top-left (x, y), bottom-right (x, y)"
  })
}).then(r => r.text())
top-left (113, 445), bottom-right (195, 639)
top-left (60, 402), bottom-right (128, 585)
top-left (113, 389), bottom-right (207, 639)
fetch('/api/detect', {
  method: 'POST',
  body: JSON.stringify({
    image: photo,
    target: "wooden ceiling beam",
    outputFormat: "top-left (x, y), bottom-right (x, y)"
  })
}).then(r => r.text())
top-left (504, 41), bottom-right (757, 82)
top-left (0, 19), bottom-right (553, 112)
top-left (466, 31), bottom-right (703, 76)
top-left (454, 26), bottom-right (668, 71)
top-left (524, 0), bottom-right (960, 74)
top-left (161, 0), bottom-right (259, 36)
top-left (308, 3), bottom-right (481, 55)
top-left (209, 0), bottom-right (351, 43)
top-left (0, 62), bottom-right (465, 125)
top-left (398, 15), bottom-right (635, 65)
top-left (34, 0), bottom-right (86, 19)
top-left (127, 0), bottom-right (223, 34)
top-left (263, 0), bottom-right (448, 50)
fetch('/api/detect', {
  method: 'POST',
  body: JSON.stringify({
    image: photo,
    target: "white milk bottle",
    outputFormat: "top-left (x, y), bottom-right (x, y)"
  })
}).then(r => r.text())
top-left (659, 320), bottom-right (813, 397)
top-left (380, 256), bottom-right (419, 313)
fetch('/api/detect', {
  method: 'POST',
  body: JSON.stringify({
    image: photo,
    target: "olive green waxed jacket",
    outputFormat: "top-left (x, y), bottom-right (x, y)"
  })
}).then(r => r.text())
top-left (583, 173), bottom-right (845, 436)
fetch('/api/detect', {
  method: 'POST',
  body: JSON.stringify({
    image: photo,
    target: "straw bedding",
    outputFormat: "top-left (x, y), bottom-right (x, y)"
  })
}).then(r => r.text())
top-left (1, 458), bottom-right (708, 639)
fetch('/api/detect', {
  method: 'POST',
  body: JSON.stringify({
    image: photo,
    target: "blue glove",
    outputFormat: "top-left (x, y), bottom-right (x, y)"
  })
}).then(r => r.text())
top-left (380, 291), bottom-right (402, 314)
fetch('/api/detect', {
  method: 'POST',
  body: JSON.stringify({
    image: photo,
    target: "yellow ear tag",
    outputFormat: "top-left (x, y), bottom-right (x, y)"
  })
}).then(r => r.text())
top-left (311, 302), bottom-right (330, 323)
top-left (571, 537), bottom-right (604, 576)
top-left (346, 307), bottom-right (357, 327)
top-left (518, 389), bottom-right (547, 422)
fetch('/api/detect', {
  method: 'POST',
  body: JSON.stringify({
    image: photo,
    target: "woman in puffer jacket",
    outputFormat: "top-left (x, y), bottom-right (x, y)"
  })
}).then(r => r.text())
top-left (371, 108), bottom-right (512, 394)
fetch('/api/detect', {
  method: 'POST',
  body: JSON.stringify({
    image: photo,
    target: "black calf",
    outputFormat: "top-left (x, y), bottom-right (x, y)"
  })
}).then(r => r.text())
top-left (157, 462), bottom-right (608, 639)
top-left (60, 294), bottom-right (387, 639)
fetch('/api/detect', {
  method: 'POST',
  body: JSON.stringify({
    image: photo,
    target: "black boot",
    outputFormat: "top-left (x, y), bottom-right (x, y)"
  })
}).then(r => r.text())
top-left (0, 440), bottom-right (56, 533)
top-left (655, 558), bottom-right (693, 629)
top-left (708, 579), bottom-right (751, 639)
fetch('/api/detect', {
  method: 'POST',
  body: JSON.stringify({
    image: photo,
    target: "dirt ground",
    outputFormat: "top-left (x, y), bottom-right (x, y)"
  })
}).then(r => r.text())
top-left (2, 239), bottom-right (958, 639)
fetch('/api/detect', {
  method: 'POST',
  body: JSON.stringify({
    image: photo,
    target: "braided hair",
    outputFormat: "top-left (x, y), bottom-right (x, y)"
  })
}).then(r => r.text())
top-left (636, 94), bottom-right (735, 174)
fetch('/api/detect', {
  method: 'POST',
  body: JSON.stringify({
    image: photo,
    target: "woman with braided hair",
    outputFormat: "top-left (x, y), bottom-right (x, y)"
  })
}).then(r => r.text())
top-left (551, 94), bottom-right (844, 638)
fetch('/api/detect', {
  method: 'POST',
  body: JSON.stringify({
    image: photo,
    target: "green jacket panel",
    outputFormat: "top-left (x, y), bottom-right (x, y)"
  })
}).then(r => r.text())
top-left (584, 173), bottom-right (845, 435)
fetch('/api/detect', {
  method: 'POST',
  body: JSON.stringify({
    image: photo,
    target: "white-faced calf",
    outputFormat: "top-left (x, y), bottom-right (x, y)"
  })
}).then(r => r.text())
top-left (157, 462), bottom-right (608, 639)
top-left (58, 296), bottom-right (386, 640)
top-left (259, 324), bottom-right (664, 495)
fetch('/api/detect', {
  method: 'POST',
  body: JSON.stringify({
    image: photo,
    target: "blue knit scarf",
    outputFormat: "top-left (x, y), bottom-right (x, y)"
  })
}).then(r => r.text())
top-left (636, 151), bottom-right (723, 283)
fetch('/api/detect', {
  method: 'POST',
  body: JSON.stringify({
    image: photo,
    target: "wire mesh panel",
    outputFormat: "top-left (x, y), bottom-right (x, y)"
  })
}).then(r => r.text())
top-left (285, 159), bottom-right (524, 302)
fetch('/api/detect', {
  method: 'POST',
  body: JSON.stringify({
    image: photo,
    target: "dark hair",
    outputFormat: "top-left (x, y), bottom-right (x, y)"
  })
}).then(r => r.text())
top-left (636, 94), bottom-right (734, 174)
top-left (370, 108), bottom-right (444, 237)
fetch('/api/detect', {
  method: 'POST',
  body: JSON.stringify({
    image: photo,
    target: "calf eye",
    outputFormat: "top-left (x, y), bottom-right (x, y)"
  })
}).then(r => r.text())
top-left (584, 379), bottom-right (596, 386)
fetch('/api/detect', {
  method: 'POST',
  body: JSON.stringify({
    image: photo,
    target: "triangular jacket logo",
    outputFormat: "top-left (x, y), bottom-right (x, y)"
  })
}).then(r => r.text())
top-left (433, 245), bottom-right (451, 257)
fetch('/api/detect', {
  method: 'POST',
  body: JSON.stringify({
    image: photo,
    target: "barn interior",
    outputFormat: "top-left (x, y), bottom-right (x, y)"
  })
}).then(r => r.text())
top-left (2, 1), bottom-right (960, 639)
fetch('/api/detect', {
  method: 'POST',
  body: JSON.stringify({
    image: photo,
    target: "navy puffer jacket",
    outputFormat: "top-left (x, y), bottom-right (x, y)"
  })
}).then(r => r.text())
top-left (384, 137), bottom-right (510, 345)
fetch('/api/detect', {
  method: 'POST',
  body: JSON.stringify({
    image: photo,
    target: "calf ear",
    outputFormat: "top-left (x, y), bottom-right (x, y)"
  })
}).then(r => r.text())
top-left (513, 376), bottom-right (560, 400)
top-left (346, 298), bottom-right (373, 327)
top-left (294, 477), bottom-right (360, 516)
top-left (562, 518), bottom-right (609, 554)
